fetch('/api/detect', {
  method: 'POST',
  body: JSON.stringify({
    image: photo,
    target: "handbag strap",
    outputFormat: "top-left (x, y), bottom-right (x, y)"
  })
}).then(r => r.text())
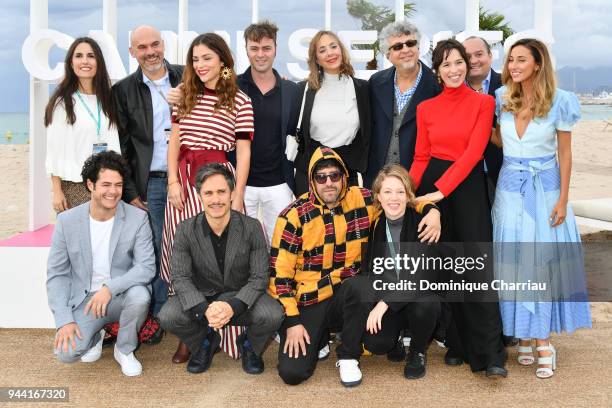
top-left (296, 84), bottom-right (308, 134)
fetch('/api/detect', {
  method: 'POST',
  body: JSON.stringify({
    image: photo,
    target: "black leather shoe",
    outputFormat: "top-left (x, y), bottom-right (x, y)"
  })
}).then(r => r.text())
top-left (237, 332), bottom-right (264, 374)
top-left (387, 338), bottom-right (406, 362)
top-left (444, 349), bottom-right (464, 366)
top-left (186, 331), bottom-right (221, 374)
top-left (143, 326), bottom-right (165, 345)
top-left (486, 365), bottom-right (508, 378)
top-left (404, 350), bottom-right (427, 379)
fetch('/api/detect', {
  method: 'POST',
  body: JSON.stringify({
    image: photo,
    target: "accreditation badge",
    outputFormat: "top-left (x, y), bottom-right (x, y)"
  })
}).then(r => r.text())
top-left (92, 142), bottom-right (108, 154)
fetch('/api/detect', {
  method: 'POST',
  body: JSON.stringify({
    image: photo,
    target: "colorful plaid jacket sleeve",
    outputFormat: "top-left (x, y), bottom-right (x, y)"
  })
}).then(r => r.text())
top-left (268, 206), bottom-right (303, 324)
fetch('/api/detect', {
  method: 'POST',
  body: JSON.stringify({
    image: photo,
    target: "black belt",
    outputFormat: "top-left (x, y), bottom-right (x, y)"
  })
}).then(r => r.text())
top-left (149, 171), bottom-right (168, 178)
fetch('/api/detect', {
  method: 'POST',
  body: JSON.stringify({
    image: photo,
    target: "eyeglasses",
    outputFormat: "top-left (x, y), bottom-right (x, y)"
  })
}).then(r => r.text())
top-left (388, 39), bottom-right (418, 52)
top-left (314, 171), bottom-right (342, 184)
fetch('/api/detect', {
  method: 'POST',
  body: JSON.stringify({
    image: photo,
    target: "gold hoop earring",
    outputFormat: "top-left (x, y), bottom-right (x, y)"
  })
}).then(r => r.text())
top-left (220, 67), bottom-right (233, 80)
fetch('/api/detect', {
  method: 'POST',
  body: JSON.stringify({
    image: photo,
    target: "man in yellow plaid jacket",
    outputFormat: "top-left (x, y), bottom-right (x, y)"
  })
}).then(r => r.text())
top-left (269, 146), bottom-right (439, 387)
top-left (268, 147), bottom-right (374, 387)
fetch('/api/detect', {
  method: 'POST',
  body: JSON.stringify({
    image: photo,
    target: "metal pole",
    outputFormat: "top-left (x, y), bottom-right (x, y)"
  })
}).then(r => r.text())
top-left (465, 0), bottom-right (480, 32)
top-left (395, 0), bottom-right (404, 22)
top-left (102, 0), bottom-right (117, 43)
top-left (28, 0), bottom-right (50, 231)
top-left (252, 0), bottom-right (258, 23)
top-left (178, 0), bottom-right (189, 63)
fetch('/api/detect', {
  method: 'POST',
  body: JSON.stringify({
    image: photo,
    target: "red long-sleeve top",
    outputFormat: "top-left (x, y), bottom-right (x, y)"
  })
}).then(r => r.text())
top-left (408, 83), bottom-right (495, 197)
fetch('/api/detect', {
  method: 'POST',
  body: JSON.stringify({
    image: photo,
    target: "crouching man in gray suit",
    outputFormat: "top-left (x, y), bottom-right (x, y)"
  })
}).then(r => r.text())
top-left (47, 151), bottom-right (155, 377)
top-left (158, 163), bottom-right (284, 375)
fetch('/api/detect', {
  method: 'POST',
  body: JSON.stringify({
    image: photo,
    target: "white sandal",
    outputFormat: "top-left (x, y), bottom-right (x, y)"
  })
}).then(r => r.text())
top-left (517, 340), bottom-right (534, 366)
top-left (535, 343), bottom-right (556, 379)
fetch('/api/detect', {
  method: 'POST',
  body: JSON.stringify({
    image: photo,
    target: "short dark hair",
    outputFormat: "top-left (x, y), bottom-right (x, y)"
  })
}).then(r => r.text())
top-left (244, 20), bottom-right (278, 45)
top-left (81, 151), bottom-right (129, 185)
top-left (464, 36), bottom-right (492, 54)
top-left (313, 158), bottom-right (343, 175)
top-left (195, 163), bottom-right (235, 192)
top-left (431, 39), bottom-right (471, 82)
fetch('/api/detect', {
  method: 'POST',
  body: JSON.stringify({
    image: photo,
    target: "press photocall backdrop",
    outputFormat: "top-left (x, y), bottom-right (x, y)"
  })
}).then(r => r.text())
top-left (21, 0), bottom-right (555, 231)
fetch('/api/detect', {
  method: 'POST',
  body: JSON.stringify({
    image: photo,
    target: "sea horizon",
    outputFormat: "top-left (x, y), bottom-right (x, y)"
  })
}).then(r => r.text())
top-left (1, 105), bottom-right (612, 145)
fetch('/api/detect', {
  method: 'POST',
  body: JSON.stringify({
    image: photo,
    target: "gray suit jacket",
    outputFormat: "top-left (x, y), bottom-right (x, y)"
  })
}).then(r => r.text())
top-left (170, 211), bottom-right (269, 312)
top-left (46, 201), bottom-right (155, 329)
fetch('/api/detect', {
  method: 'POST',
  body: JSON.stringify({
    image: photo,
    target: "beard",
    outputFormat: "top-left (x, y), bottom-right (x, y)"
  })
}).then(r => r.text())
top-left (143, 57), bottom-right (163, 73)
top-left (398, 60), bottom-right (418, 71)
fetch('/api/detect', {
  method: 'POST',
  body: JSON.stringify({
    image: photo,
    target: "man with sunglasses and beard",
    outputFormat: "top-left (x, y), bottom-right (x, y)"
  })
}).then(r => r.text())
top-left (364, 20), bottom-right (440, 189)
top-left (269, 147), bottom-right (439, 387)
top-left (269, 147), bottom-right (375, 387)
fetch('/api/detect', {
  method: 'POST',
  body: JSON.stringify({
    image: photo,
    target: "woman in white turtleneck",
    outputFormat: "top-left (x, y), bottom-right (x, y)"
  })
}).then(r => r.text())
top-left (293, 30), bottom-right (371, 195)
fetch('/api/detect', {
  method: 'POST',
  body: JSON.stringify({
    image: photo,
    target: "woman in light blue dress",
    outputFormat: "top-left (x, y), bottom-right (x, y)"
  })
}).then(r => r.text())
top-left (491, 38), bottom-right (591, 379)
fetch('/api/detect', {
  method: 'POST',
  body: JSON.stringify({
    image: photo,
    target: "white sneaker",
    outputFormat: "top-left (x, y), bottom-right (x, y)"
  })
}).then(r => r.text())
top-left (318, 344), bottom-right (330, 360)
top-left (113, 345), bottom-right (142, 377)
top-left (336, 359), bottom-right (362, 387)
top-left (80, 329), bottom-right (105, 363)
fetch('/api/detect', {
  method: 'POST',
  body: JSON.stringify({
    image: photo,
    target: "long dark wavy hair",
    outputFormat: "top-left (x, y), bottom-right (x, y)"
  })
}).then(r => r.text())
top-left (44, 37), bottom-right (117, 128)
top-left (178, 33), bottom-right (240, 116)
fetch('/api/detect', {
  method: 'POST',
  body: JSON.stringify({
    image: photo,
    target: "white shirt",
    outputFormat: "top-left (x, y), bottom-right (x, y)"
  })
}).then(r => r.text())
top-left (89, 215), bottom-right (115, 292)
top-left (46, 93), bottom-right (121, 182)
top-left (310, 72), bottom-right (359, 148)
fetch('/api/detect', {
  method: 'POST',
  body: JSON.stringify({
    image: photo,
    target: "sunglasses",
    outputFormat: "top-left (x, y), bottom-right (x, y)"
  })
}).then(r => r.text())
top-left (389, 39), bottom-right (418, 52)
top-left (314, 171), bottom-right (342, 184)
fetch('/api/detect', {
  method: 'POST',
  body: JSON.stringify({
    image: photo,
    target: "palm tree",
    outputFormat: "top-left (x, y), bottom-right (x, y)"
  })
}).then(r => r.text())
top-left (347, 0), bottom-right (416, 69)
top-left (479, 6), bottom-right (514, 41)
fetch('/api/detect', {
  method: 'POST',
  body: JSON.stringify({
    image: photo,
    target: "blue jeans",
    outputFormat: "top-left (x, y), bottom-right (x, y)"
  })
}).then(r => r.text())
top-left (147, 176), bottom-right (168, 316)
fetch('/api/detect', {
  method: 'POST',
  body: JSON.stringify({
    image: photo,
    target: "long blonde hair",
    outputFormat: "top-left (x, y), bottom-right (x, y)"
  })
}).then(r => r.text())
top-left (371, 164), bottom-right (417, 214)
top-left (306, 31), bottom-right (355, 91)
top-left (501, 38), bottom-right (556, 118)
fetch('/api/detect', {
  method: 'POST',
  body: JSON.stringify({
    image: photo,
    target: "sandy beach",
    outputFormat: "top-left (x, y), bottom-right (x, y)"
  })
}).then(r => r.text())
top-left (2, 120), bottom-right (610, 239)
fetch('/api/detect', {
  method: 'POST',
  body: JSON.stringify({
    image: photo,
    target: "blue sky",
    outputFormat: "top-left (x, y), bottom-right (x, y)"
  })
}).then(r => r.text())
top-left (2, 0), bottom-right (611, 112)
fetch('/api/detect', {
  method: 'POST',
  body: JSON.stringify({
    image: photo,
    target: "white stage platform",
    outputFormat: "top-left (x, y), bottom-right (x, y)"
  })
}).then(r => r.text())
top-left (0, 225), bottom-right (55, 328)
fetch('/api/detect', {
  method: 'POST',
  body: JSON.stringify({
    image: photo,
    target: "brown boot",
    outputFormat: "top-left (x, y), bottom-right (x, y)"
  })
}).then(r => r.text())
top-left (172, 341), bottom-right (191, 364)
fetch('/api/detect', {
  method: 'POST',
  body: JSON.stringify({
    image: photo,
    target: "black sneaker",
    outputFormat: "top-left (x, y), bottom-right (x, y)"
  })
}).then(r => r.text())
top-left (444, 348), bottom-right (464, 366)
top-left (387, 338), bottom-right (406, 362)
top-left (404, 350), bottom-right (427, 379)
top-left (237, 332), bottom-right (264, 374)
top-left (186, 330), bottom-right (221, 374)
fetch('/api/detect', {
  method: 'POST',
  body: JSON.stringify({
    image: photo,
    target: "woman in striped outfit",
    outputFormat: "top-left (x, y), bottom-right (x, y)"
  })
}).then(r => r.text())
top-left (161, 33), bottom-right (254, 361)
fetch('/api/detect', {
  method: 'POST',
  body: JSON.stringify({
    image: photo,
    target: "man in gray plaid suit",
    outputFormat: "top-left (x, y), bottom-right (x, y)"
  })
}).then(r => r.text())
top-left (158, 163), bottom-right (284, 375)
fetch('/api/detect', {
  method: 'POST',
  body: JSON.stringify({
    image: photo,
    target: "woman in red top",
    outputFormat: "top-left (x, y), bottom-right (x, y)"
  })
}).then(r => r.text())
top-left (408, 39), bottom-right (506, 377)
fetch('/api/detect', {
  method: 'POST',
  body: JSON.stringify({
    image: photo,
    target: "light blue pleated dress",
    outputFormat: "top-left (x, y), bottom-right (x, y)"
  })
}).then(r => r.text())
top-left (492, 87), bottom-right (592, 339)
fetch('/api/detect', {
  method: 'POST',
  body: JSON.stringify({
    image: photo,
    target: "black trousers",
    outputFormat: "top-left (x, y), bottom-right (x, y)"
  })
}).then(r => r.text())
top-left (418, 158), bottom-right (506, 371)
top-left (158, 291), bottom-right (284, 356)
top-left (277, 276), bottom-right (370, 385)
top-left (364, 300), bottom-right (441, 355)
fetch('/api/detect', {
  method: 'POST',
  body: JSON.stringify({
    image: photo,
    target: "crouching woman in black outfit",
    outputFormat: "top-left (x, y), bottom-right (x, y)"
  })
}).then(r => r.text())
top-left (362, 164), bottom-right (442, 379)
